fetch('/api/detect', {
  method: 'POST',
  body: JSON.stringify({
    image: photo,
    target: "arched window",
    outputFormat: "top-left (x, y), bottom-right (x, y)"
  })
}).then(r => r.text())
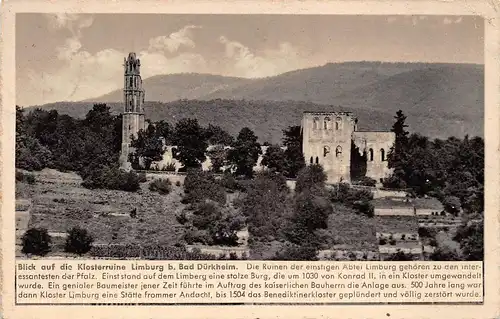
top-left (129, 77), bottom-right (133, 87)
top-left (369, 148), bottom-right (374, 161)
top-left (310, 157), bottom-right (313, 164)
top-left (380, 148), bottom-right (386, 161)
top-left (324, 117), bottom-right (331, 130)
top-left (323, 146), bottom-right (330, 157)
top-left (313, 117), bottom-right (320, 130)
top-left (335, 146), bottom-right (342, 157)
top-left (335, 117), bottom-right (342, 130)
top-left (315, 157), bottom-right (319, 164)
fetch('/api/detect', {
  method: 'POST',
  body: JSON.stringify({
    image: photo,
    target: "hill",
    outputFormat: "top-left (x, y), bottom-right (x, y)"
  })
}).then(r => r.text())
top-left (85, 73), bottom-right (253, 103)
top-left (26, 61), bottom-right (484, 143)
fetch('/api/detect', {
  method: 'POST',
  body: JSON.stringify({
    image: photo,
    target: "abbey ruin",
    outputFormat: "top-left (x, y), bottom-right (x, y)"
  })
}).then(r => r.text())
top-left (119, 53), bottom-right (395, 184)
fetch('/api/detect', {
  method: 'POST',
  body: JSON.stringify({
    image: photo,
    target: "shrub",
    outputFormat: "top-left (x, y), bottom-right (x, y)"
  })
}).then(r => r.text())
top-left (418, 227), bottom-right (437, 238)
top-left (186, 201), bottom-right (244, 246)
top-left (443, 196), bottom-right (461, 215)
top-left (379, 238), bottom-right (387, 245)
top-left (330, 183), bottom-right (373, 206)
top-left (386, 251), bottom-right (414, 261)
top-left (175, 180), bottom-right (181, 187)
top-left (149, 178), bottom-right (172, 195)
top-left (184, 228), bottom-right (212, 245)
top-left (429, 247), bottom-right (462, 261)
top-left (353, 200), bottom-right (374, 217)
top-left (64, 227), bottom-right (94, 255)
top-left (272, 242), bottom-right (318, 261)
top-left (176, 211), bottom-right (188, 225)
top-left (389, 238), bottom-right (396, 245)
top-left (16, 171), bottom-right (36, 184)
top-left (21, 228), bottom-right (51, 256)
top-left (183, 169), bottom-right (226, 204)
top-left (220, 173), bottom-right (240, 193)
top-left (81, 164), bottom-right (140, 192)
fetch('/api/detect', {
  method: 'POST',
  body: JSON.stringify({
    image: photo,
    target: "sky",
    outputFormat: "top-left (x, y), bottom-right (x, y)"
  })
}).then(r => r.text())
top-left (16, 14), bottom-right (484, 106)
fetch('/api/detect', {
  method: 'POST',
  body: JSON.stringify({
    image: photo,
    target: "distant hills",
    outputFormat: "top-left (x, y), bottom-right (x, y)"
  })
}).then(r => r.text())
top-left (27, 61), bottom-right (484, 144)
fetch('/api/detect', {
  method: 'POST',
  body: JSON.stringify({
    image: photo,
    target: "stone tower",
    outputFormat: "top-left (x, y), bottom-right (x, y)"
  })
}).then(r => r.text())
top-left (302, 111), bottom-right (357, 184)
top-left (120, 52), bottom-right (145, 170)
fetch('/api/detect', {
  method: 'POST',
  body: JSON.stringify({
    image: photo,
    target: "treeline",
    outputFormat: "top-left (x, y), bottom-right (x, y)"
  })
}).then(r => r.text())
top-left (129, 119), bottom-right (305, 179)
top-left (383, 110), bottom-right (484, 215)
top-left (16, 103), bottom-right (306, 191)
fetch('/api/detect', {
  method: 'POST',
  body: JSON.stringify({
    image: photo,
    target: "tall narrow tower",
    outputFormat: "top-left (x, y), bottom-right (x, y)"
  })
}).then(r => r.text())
top-left (120, 52), bottom-right (146, 170)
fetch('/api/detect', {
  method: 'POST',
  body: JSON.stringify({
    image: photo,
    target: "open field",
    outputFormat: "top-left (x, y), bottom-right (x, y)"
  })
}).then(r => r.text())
top-left (328, 204), bottom-right (378, 251)
top-left (374, 215), bottom-right (419, 234)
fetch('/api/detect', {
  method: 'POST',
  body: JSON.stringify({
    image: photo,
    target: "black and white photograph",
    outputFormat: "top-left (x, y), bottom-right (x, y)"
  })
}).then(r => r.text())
top-left (15, 13), bottom-right (484, 262)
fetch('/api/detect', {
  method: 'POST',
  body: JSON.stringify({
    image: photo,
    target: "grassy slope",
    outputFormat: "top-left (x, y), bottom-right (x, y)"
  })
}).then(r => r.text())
top-left (16, 169), bottom-right (186, 247)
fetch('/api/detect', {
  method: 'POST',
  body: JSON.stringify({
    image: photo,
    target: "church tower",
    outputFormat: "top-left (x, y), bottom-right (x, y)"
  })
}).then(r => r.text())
top-left (120, 52), bottom-right (145, 170)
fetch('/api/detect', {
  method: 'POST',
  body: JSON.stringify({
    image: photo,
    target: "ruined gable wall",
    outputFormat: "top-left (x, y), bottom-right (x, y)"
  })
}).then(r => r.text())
top-left (302, 112), bottom-right (356, 183)
top-left (352, 131), bottom-right (395, 183)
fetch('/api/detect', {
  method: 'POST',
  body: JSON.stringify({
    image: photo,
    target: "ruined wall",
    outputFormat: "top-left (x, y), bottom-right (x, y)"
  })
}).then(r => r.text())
top-left (151, 145), bottom-right (270, 172)
top-left (120, 112), bottom-right (143, 170)
top-left (352, 131), bottom-right (395, 183)
top-left (302, 112), bottom-right (356, 183)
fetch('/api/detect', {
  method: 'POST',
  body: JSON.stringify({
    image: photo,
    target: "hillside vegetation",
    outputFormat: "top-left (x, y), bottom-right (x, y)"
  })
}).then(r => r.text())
top-left (25, 61), bottom-right (484, 143)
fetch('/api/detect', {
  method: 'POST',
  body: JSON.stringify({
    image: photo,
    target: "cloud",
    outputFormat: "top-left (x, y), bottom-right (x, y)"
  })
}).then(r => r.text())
top-left (21, 23), bottom-right (207, 105)
top-left (218, 36), bottom-right (309, 78)
top-left (20, 19), bottom-right (313, 105)
top-left (44, 13), bottom-right (94, 37)
top-left (148, 25), bottom-right (201, 53)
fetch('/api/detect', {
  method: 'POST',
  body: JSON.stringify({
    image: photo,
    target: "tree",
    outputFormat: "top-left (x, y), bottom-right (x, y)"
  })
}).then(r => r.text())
top-left (204, 124), bottom-right (233, 146)
top-left (429, 246), bottom-right (462, 261)
top-left (183, 169), bottom-right (226, 204)
top-left (282, 126), bottom-right (305, 178)
top-left (443, 196), bottom-right (461, 216)
top-left (65, 227), bottom-right (94, 255)
top-left (21, 228), bottom-right (52, 256)
top-left (295, 164), bottom-right (327, 194)
top-left (286, 190), bottom-right (332, 245)
top-left (227, 127), bottom-right (261, 178)
top-left (172, 118), bottom-right (208, 169)
top-left (392, 109), bottom-right (410, 148)
top-left (154, 120), bottom-right (173, 145)
top-left (207, 145), bottom-right (228, 173)
top-left (242, 171), bottom-right (289, 241)
top-left (15, 106), bottom-right (53, 171)
top-left (186, 200), bottom-right (244, 246)
top-left (385, 110), bottom-right (410, 189)
top-left (261, 144), bottom-right (287, 173)
top-left (130, 124), bottom-right (164, 170)
top-left (454, 219), bottom-right (483, 261)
